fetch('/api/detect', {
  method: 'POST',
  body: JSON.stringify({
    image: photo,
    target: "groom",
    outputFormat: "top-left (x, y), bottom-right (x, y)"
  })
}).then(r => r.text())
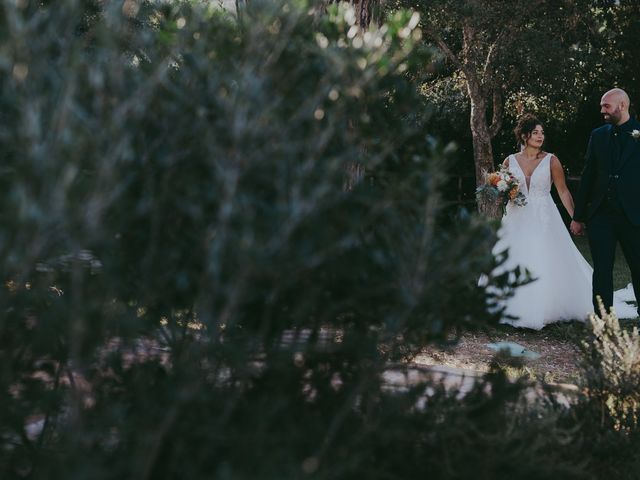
top-left (571, 88), bottom-right (640, 316)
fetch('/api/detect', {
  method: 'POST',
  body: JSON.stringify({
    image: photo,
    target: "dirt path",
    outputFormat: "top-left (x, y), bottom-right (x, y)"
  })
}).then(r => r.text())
top-left (414, 325), bottom-right (584, 384)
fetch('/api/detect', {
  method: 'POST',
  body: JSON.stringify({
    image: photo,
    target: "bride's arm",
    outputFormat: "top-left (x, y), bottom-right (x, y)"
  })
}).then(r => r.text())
top-left (550, 155), bottom-right (575, 218)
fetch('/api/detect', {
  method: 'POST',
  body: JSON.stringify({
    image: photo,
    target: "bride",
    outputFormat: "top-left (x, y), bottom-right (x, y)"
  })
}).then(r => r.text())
top-left (491, 113), bottom-right (636, 329)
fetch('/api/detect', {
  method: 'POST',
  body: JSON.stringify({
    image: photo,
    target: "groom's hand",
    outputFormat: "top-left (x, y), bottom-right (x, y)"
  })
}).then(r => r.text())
top-left (570, 220), bottom-right (585, 236)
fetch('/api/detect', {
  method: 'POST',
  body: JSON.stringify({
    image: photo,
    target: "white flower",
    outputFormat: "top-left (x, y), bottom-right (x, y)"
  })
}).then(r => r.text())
top-left (497, 180), bottom-right (509, 192)
top-left (631, 129), bottom-right (640, 140)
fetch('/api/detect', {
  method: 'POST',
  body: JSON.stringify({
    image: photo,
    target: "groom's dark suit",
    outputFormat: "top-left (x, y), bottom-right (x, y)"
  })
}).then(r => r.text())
top-left (574, 117), bottom-right (640, 314)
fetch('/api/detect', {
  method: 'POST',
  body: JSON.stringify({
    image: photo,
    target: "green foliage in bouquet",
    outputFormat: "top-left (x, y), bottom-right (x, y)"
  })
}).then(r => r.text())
top-left (475, 165), bottom-right (527, 217)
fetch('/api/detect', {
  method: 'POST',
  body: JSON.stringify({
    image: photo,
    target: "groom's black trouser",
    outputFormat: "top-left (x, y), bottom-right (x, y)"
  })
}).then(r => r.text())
top-left (587, 198), bottom-right (640, 316)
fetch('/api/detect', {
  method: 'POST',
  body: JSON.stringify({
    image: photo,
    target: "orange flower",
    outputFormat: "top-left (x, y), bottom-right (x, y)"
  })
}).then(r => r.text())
top-left (488, 173), bottom-right (500, 186)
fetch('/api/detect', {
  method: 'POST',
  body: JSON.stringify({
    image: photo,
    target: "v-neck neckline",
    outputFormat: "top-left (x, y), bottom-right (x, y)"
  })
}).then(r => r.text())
top-left (512, 153), bottom-right (547, 192)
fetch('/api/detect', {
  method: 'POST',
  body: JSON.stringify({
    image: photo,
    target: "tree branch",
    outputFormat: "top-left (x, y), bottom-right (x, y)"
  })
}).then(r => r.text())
top-left (462, 21), bottom-right (474, 67)
top-left (482, 40), bottom-right (499, 78)
top-left (489, 87), bottom-right (503, 138)
top-left (422, 24), bottom-right (465, 72)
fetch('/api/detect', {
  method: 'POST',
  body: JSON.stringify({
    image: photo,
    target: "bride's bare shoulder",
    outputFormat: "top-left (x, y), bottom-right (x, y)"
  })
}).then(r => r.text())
top-left (502, 155), bottom-right (512, 167)
top-left (550, 154), bottom-right (563, 169)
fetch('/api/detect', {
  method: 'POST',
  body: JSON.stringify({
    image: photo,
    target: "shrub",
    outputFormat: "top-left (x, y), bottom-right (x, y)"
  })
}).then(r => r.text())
top-left (0, 0), bottom-right (567, 478)
top-left (581, 298), bottom-right (640, 432)
top-left (572, 298), bottom-right (640, 478)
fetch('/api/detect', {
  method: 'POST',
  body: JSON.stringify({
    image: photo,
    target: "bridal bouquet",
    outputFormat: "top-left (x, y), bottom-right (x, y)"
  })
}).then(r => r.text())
top-left (476, 165), bottom-right (527, 213)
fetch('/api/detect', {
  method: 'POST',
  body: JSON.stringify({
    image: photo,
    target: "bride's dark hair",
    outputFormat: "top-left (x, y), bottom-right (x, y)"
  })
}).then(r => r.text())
top-left (514, 113), bottom-right (543, 148)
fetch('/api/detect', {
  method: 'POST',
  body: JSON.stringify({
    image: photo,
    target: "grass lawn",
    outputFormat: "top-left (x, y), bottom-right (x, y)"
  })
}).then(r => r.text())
top-left (573, 235), bottom-right (632, 290)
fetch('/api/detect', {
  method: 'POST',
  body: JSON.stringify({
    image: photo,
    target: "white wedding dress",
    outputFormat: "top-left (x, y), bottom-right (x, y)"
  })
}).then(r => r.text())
top-left (492, 153), bottom-right (637, 329)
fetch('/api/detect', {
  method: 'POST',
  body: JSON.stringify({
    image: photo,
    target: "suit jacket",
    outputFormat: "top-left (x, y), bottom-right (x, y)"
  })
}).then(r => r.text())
top-left (573, 118), bottom-right (640, 226)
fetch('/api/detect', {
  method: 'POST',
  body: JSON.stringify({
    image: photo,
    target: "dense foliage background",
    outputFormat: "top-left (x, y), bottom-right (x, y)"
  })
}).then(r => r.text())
top-left (392, 0), bottom-right (640, 208)
top-left (0, 0), bottom-right (508, 477)
top-left (2, 0), bottom-right (640, 478)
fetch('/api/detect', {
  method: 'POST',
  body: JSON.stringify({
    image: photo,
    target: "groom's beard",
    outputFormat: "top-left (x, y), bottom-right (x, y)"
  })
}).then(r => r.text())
top-left (604, 108), bottom-right (622, 124)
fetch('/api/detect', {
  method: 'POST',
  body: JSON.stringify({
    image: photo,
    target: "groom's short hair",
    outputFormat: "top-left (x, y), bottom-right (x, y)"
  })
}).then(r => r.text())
top-left (604, 88), bottom-right (630, 109)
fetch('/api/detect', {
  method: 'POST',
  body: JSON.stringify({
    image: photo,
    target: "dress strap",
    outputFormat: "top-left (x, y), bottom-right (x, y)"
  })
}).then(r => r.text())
top-left (508, 154), bottom-right (518, 171)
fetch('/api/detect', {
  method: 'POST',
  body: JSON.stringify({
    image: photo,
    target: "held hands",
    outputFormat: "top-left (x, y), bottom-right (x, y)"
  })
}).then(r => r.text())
top-left (570, 220), bottom-right (585, 236)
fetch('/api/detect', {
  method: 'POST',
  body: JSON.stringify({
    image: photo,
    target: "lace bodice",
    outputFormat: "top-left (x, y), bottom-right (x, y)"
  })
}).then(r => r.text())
top-left (508, 153), bottom-right (552, 199)
top-left (505, 153), bottom-right (554, 230)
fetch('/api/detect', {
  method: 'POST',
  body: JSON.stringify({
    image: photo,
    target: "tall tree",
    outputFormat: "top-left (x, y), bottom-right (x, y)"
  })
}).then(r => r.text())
top-left (390, 0), bottom-right (591, 213)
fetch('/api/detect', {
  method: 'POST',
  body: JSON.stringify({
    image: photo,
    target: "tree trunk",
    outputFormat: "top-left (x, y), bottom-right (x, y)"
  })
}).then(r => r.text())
top-left (467, 79), bottom-right (501, 218)
top-left (457, 23), bottom-right (502, 218)
top-left (324, 0), bottom-right (382, 29)
top-left (469, 99), bottom-right (493, 186)
top-left (322, 0), bottom-right (381, 189)
top-left (354, 0), bottom-right (382, 29)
